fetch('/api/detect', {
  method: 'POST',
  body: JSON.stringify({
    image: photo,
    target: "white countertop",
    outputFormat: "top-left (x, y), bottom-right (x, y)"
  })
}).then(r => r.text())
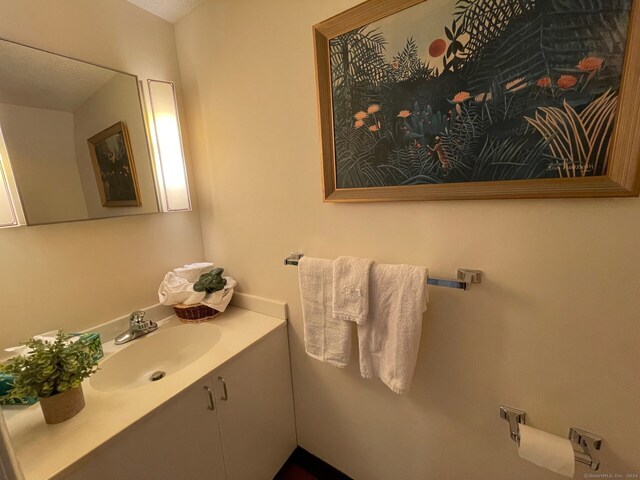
top-left (2, 306), bottom-right (286, 480)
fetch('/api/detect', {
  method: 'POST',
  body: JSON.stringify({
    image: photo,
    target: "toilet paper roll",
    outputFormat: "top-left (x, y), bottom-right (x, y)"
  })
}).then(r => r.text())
top-left (518, 424), bottom-right (575, 478)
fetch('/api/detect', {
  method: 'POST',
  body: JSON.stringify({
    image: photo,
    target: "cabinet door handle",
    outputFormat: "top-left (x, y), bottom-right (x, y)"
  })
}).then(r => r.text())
top-left (203, 385), bottom-right (215, 410)
top-left (218, 376), bottom-right (229, 401)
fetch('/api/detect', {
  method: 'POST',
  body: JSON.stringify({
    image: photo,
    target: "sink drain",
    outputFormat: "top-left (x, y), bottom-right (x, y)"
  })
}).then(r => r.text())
top-left (150, 371), bottom-right (166, 382)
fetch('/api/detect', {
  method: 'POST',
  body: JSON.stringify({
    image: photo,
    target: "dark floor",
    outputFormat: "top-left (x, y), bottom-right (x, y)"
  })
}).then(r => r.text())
top-left (274, 447), bottom-right (352, 480)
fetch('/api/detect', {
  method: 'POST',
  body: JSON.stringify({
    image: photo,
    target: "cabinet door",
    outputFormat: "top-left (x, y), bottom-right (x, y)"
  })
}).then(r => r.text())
top-left (213, 327), bottom-right (296, 480)
top-left (58, 380), bottom-right (227, 480)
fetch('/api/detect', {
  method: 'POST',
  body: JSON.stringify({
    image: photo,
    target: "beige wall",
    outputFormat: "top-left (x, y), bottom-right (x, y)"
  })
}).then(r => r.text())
top-left (74, 73), bottom-right (158, 218)
top-left (175, 1), bottom-right (640, 478)
top-left (0, 0), bottom-right (204, 349)
top-left (0, 104), bottom-right (88, 224)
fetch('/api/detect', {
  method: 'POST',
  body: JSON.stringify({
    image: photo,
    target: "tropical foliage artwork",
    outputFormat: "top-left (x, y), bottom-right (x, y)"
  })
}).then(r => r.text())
top-left (330, 0), bottom-right (632, 189)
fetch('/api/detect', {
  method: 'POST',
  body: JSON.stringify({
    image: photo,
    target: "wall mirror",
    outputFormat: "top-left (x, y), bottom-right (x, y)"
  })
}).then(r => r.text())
top-left (0, 38), bottom-right (159, 225)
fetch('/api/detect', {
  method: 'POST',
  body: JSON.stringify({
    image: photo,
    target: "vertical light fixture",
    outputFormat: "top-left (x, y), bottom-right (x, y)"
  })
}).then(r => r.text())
top-left (147, 79), bottom-right (191, 212)
top-left (0, 125), bottom-right (24, 228)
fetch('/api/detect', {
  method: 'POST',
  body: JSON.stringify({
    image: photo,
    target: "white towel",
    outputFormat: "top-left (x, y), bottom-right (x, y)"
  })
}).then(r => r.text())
top-left (332, 256), bottom-right (373, 325)
top-left (357, 263), bottom-right (428, 394)
top-left (158, 272), bottom-right (206, 306)
top-left (173, 262), bottom-right (215, 283)
top-left (202, 277), bottom-right (237, 312)
top-left (298, 257), bottom-right (352, 368)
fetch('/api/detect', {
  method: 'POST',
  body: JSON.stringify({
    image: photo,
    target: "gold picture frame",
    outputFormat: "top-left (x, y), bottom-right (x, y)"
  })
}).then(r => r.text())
top-left (87, 121), bottom-right (141, 207)
top-left (313, 0), bottom-right (640, 202)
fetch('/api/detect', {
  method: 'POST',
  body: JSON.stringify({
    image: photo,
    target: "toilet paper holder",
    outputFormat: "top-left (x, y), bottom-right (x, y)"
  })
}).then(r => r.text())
top-left (499, 405), bottom-right (603, 470)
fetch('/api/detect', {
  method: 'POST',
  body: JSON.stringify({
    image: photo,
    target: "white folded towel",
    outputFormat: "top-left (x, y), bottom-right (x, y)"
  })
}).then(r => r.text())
top-left (202, 277), bottom-right (237, 312)
top-left (298, 257), bottom-right (352, 368)
top-left (332, 256), bottom-right (373, 325)
top-left (158, 272), bottom-right (206, 306)
top-left (357, 263), bottom-right (428, 394)
top-left (173, 262), bottom-right (215, 283)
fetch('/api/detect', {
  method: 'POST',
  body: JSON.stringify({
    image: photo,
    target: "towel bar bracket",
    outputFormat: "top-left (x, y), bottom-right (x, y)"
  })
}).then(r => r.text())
top-left (457, 269), bottom-right (482, 291)
top-left (284, 252), bottom-right (304, 266)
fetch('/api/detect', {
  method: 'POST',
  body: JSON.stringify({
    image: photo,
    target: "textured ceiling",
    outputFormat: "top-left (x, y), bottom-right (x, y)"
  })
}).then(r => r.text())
top-left (0, 41), bottom-right (118, 112)
top-left (126, 0), bottom-right (205, 23)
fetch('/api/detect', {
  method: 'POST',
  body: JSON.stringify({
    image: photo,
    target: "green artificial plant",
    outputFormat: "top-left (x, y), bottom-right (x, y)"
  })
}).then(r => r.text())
top-left (194, 267), bottom-right (227, 294)
top-left (0, 331), bottom-right (99, 400)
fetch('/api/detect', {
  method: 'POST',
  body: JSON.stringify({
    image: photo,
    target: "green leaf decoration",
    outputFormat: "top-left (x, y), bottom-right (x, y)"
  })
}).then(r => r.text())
top-left (194, 268), bottom-right (228, 294)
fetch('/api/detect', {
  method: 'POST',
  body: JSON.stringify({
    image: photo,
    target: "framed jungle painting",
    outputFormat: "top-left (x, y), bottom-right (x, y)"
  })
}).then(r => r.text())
top-left (314, 0), bottom-right (640, 201)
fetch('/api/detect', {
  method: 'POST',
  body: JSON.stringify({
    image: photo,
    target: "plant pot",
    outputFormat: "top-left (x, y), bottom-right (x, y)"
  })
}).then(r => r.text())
top-left (39, 385), bottom-right (85, 424)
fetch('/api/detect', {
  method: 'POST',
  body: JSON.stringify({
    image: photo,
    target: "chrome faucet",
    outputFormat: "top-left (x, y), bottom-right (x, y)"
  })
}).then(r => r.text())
top-left (114, 310), bottom-right (158, 345)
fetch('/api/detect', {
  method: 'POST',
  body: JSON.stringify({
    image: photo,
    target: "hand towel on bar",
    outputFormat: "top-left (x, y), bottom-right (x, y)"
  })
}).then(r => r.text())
top-left (173, 262), bottom-right (215, 283)
top-left (298, 257), bottom-right (352, 368)
top-left (332, 256), bottom-right (374, 325)
top-left (158, 272), bottom-right (206, 306)
top-left (358, 263), bottom-right (428, 394)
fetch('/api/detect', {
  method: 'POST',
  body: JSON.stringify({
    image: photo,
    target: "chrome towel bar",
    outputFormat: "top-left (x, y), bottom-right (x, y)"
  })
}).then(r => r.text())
top-left (284, 253), bottom-right (482, 291)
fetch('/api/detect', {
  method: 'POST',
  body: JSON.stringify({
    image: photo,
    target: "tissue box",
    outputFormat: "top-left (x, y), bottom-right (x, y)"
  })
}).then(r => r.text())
top-left (73, 332), bottom-right (104, 362)
top-left (0, 374), bottom-right (37, 405)
top-left (0, 332), bottom-right (103, 405)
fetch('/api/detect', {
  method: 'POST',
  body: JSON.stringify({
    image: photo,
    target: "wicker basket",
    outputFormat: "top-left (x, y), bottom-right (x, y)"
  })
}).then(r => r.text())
top-left (172, 303), bottom-right (221, 323)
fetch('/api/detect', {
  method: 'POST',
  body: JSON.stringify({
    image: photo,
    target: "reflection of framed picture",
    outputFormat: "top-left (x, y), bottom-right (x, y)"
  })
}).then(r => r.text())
top-left (314, 0), bottom-right (640, 202)
top-left (87, 122), bottom-right (141, 207)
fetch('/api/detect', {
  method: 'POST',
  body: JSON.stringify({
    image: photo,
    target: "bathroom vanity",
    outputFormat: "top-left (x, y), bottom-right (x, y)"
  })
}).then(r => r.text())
top-left (3, 304), bottom-right (296, 480)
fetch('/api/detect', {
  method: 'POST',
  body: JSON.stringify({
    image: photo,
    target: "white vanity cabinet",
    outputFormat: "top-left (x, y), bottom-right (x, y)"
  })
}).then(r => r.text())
top-left (211, 325), bottom-right (297, 480)
top-left (58, 326), bottom-right (295, 480)
top-left (58, 377), bottom-right (227, 480)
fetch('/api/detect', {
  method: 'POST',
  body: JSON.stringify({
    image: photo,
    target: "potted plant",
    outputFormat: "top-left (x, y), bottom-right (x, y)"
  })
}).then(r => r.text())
top-left (0, 331), bottom-right (99, 424)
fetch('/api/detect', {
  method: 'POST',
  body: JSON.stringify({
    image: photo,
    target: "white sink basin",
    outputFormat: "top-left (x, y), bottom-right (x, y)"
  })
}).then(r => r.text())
top-left (90, 322), bottom-right (222, 392)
